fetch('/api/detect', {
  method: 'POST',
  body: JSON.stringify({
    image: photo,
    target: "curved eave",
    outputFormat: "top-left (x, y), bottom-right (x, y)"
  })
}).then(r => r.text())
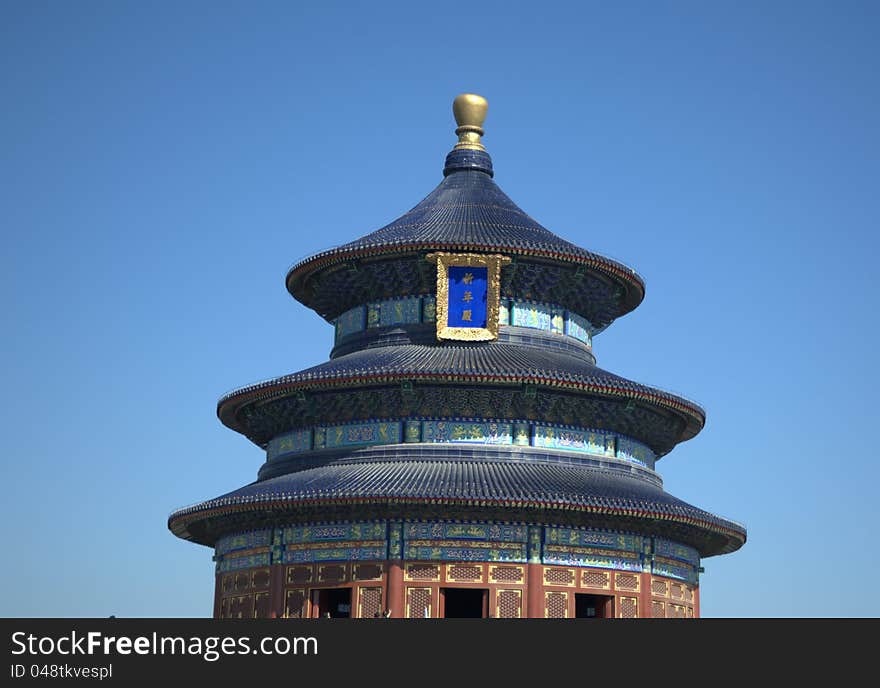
top-left (285, 241), bottom-right (645, 322)
top-left (169, 458), bottom-right (745, 555)
top-left (169, 493), bottom-right (744, 558)
top-left (217, 371), bottom-right (705, 446)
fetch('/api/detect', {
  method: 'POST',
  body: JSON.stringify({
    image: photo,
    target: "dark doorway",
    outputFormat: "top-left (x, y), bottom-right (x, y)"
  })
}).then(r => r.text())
top-left (575, 594), bottom-right (613, 619)
top-left (317, 588), bottom-right (352, 618)
top-left (442, 588), bottom-right (488, 618)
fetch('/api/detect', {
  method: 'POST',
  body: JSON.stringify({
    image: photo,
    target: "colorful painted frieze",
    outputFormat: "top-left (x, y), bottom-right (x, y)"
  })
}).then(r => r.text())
top-left (379, 296), bottom-right (421, 327)
top-left (565, 312), bottom-right (592, 346)
top-left (421, 296), bottom-right (436, 323)
top-left (421, 420), bottom-right (512, 445)
top-left (654, 538), bottom-right (700, 566)
top-left (403, 542), bottom-right (527, 562)
top-left (652, 556), bottom-right (697, 583)
top-left (512, 301), bottom-right (553, 330)
top-left (367, 302), bottom-right (381, 328)
top-left (265, 419), bottom-right (654, 468)
top-left (499, 298), bottom-right (510, 325)
top-left (283, 545), bottom-right (386, 564)
top-left (334, 296), bottom-right (595, 345)
top-left (217, 552), bottom-right (271, 573)
top-left (528, 526), bottom-right (542, 563)
top-left (616, 436), bottom-right (654, 468)
top-left (405, 522), bottom-right (528, 542)
top-left (284, 522), bottom-right (387, 544)
top-left (532, 425), bottom-right (610, 456)
top-left (334, 305), bottom-right (366, 340)
top-left (513, 422), bottom-right (530, 446)
top-left (543, 545), bottom-right (643, 572)
top-left (267, 429), bottom-right (313, 460)
top-left (216, 530), bottom-right (272, 555)
top-left (389, 521), bottom-right (404, 560)
top-left (320, 421), bottom-right (402, 449)
top-left (545, 527), bottom-right (644, 553)
top-left (404, 420), bottom-right (421, 443)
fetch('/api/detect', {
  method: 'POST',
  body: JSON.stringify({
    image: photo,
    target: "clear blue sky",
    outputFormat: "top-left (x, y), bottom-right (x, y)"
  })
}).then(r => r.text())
top-left (2, 1), bottom-right (877, 617)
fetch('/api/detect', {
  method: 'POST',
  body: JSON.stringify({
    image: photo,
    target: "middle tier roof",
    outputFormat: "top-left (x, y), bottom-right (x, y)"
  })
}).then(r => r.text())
top-left (218, 341), bottom-right (705, 455)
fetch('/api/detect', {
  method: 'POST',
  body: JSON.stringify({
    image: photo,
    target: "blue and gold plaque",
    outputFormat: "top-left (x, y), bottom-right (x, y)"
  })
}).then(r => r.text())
top-left (447, 266), bottom-right (488, 327)
top-left (427, 252), bottom-right (511, 341)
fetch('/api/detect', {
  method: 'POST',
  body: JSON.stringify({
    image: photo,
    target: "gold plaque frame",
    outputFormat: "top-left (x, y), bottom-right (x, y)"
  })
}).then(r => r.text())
top-left (427, 252), bottom-right (511, 341)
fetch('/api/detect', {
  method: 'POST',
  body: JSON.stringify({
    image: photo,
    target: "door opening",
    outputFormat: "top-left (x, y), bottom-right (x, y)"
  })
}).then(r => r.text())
top-left (441, 588), bottom-right (488, 618)
top-left (316, 588), bottom-right (352, 618)
top-left (575, 593), bottom-right (613, 619)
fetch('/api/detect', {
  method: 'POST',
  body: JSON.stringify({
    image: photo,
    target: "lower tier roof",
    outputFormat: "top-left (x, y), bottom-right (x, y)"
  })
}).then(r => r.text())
top-left (169, 456), bottom-right (745, 557)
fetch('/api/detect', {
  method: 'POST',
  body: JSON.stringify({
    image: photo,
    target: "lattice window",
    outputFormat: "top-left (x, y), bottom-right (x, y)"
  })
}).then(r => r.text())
top-left (353, 564), bottom-right (383, 581)
top-left (545, 591), bottom-right (568, 618)
top-left (253, 592), bottom-right (271, 618)
top-left (284, 589), bottom-right (306, 619)
top-left (407, 587), bottom-right (432, 618)
top-left (544, 567), bottom-right (575, 587)
top-left (615, 573), bottom-right (640, 592)
top-left (231, 594), bottom-right (253, 619)
top-left (221, 575), bottom-right (234, 594)
top-left (684, 586), bottom-right (694, 602)
top-left (287, 566), bottom-right (312, 585)
top-left (668, 604), bottom-right (685, 618)
top-left (652, 601), bottom-right (666, 618)
top-left (406, 563), bottom-right (440, 581)
top-left (252, 568), bottom-right (271, 589)
top-left (358, 587), bottom-right (383, 619)
top-left (687, 606), bottom-right (694, 618)
top-left (218, 598), bottom-right (230, 619)
top-left (447, 564), bottom-right (483, 582)
top-left (651, 578), bottom-right (668, 597)
top-left (619, 597), bottom-right (638, 618)
top-left (318, 564), bottom-right (346, 583)
top-left (234, 572), bottom-right (250, 591)
top-left (582, 570), bottom-right (610, 590)
top-left (670, 583), bottom-right (684, 599)
top-left (489, 565), bottom-right (524, 583)
top-left (496, 590), bottom-right (522, 618)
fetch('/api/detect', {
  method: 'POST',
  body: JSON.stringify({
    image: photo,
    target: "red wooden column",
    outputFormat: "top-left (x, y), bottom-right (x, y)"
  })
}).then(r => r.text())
top-left (386, 520), bottom-right (405, 618)
top-left (387, 560), bottom-right (405, 618)
top-left (639, 571), bottom-right (653, 619)
top-left (269, 564), bottom-right (286, 618)
top-left (694, 584), bottom-right (701, 618)
top-left (526, 526), bottom-right (544, 618)
top-left (212, 573), bottom-right (223, 619)
top-left (526, 564), bottom-right (544, 618)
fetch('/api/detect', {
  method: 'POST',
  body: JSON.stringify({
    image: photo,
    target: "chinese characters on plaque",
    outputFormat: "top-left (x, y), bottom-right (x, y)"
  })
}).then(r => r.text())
top-left (427, 252), bottom-right (510, 341)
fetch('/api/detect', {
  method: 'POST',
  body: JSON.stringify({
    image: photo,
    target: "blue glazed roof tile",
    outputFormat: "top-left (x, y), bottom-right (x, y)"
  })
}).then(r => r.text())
top-left (286, 159), bottom-right (645, 326)
top-left (218, 342), bottom-right (705, 436)
top-left (169, 459), bottom-right (746, 556)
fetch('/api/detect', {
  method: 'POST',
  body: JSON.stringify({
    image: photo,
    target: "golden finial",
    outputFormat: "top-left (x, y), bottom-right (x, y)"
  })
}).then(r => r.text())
top-left (452, 93), bottom-right (488, 151)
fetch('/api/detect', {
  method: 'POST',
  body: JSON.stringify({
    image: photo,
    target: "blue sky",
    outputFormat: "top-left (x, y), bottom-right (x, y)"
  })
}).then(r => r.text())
top-left (2, 1), bottom-right (878, 617)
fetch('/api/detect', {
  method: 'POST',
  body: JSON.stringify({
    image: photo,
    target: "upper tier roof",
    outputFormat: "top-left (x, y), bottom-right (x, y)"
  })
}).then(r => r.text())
top-left (285, 99), bottom-right (645, 330)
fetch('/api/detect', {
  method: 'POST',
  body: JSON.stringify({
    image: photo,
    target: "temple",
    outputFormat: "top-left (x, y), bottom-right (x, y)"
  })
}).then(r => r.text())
top-left (168, 94), bottom-right (745, 619)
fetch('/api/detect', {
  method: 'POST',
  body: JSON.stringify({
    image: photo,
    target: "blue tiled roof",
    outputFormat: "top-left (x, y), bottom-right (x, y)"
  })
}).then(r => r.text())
top-left (169, 458), bottom-right (746, 556)
top-left (328, 169), bottom-right (627, 261)
top-left (218, 342), bottom-right (705, 443)
top-left (286, 156), bottom-right (645, 326)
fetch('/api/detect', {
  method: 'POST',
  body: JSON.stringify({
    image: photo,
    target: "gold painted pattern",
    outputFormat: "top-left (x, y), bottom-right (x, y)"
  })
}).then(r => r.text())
top-left (286, 540), bottom-right (385, 551)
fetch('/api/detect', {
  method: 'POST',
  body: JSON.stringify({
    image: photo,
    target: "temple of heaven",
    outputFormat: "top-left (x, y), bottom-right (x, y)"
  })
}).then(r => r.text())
top-left (169, 94), bottom-right (745, 619)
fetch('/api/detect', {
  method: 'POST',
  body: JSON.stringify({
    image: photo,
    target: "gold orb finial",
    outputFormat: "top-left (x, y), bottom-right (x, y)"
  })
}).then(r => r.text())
top-left (452, 93), bottom-right (488, 151)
